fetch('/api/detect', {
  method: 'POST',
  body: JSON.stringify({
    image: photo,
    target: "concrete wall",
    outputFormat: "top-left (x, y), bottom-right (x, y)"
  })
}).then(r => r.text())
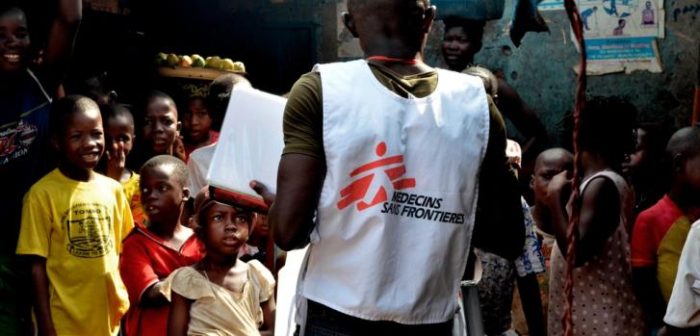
top-left (424, 0), bottom-right (700, 145)
top-left (324, 0), bottom-right (700, 146)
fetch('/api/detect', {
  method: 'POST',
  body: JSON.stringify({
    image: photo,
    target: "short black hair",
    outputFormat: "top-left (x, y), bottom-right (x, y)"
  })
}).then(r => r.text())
top-left (49, 95), bottom-right (100, 136)
top-left (145, 90), bottom-right (178, 116)
top-left (206, 74), bottom-right (251, 131)
top-left (666, 126), bottom-right (700, 162)
top-left (578, 96), bottom-right (637, 168)
top-left (101, 103), bottom-right (134, 127)
top-left (443, 15), bottom-right (486, 36)
top-left (140, 154), bottom-right (189, 187)
top-left (0, 1), bottom-right (22, 16)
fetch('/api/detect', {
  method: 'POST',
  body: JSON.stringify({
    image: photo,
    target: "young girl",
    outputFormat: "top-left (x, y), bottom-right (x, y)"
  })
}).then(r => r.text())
top-left (100, 103), bottom-right (146, 227)
top-left (165, 187), bottom-right (276, 336)
top-left (546, 97), bottom-right (644, 335)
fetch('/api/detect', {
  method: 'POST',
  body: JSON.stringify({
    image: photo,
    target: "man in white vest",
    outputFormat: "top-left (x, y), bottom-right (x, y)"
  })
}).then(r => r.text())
top-left (252, 0), bottom-right (524, 334)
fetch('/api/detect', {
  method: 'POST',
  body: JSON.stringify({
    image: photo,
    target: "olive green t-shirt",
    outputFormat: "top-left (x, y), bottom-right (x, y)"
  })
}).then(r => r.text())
top-left (282, 61), bottom-right (506, 174)
top-left (281, 61), bottom-right (523, 259)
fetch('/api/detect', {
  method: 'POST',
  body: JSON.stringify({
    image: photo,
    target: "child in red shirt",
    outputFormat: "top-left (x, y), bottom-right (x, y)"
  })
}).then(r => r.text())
top-left (119, 155), bottom-right (204, 336)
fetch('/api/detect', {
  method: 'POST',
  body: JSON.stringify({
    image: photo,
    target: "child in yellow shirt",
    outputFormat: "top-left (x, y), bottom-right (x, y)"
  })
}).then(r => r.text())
top-left (100, 103), bottom-right (145, 227)
top-left (16, 95), bottom-right (133, 336)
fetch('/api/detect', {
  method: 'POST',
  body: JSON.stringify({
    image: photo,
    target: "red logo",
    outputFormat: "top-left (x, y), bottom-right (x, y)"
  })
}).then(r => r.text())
top-left (337, 142), bottom-right (416, 211)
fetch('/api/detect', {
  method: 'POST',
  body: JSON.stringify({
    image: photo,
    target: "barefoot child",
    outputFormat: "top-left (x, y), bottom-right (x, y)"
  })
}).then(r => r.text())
top-left (100, 103), bottom-right (146, 227)
top-left (119, 155), bottom-right (204, 336)
top-left (165, 187), bottom-right (275, 336)
top-left (16, 95), bottom-right (133, 336)
top-left (546, 97), bottom-right (644, 335)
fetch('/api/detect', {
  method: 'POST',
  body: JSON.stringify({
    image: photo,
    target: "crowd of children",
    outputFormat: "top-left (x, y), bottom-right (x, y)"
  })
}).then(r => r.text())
top-left (3, 0), bottom-right (700, 336)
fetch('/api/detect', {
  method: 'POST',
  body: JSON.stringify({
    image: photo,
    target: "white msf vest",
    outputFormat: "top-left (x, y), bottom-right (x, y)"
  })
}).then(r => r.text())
top-left (301, 60), bottom-right (490, 324)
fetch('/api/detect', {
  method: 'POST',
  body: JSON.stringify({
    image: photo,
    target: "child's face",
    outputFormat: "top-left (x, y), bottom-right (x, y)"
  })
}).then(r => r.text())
top-left (202, 202), bottom-right (251, 256)
top-left (140, 163), bottom-right (188, 225)
top-left (622, 128), bottom-right (647, 175)
top-left (532, 153), bottom-right (573, 206)
top-left (106, 115), bottom-right (135, 161)
top-left (58, 107), bottom-right (105, 171)
top-left (184, 98), bottom-right (212, 143)
top-left (143, 98), bottom-right (179, 154)
top-left (0, 8), bottom-right (30, 73)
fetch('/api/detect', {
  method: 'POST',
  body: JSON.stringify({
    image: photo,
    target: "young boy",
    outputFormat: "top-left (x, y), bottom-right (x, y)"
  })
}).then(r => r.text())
top-left (132, 91), bottom-right (185, 169)
top-left (632, 126), bottom-right (700, 331)
top-left (100, 103), bottom-right (145, 227)
top-left (120, 155), bottom-right (203, 336)
top-left (16, 95), bottom-right (133, 336)
top-left (0, 1), bottom-right (81, 332)
top-left (528, 148), bottom-right (573, 322)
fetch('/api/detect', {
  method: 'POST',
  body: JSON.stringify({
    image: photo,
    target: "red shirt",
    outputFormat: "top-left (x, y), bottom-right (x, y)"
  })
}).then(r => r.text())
top-left (631, 195), bottom-right (684, 267)
top-left (119, 227), bottom-right (204, 336)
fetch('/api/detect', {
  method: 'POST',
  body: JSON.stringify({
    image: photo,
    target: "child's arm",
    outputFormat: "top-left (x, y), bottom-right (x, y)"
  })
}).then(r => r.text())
top-left (42, 0), bottom-right (82, 91)
top-left (167, 292), bottom-right (191, 336)
top-left (29, 256), bottom-right (57, 336)
top-left (516, 274), bottom-right (545, 336)
top-left (259, 295), bottom-right (276, 336)
top-left (631, 213), bottom-right (666, 329)
top-left (547, 172), bottom-right (621, 265)
top-left (119, 237), bottom-right (168, 308)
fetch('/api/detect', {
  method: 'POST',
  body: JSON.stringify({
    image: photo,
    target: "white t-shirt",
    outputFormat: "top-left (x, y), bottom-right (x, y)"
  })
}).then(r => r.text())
top-left (187, 143), bottom-right (217, 193)
top-left (665, 219), bottom-right (700, 328)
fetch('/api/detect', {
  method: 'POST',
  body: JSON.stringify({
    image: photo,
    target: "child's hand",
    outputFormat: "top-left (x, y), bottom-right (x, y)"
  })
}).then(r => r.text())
top-left (250, 180), bottom-right (276, 207)
top-left (546, 171), bottom-right (572, 209)
top-left (106, 145), bottom-right (127, 171)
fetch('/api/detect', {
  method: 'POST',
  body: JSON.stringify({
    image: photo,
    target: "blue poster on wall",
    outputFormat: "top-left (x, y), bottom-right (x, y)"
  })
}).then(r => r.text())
top-left (432, 0), bottom-right (505, 20)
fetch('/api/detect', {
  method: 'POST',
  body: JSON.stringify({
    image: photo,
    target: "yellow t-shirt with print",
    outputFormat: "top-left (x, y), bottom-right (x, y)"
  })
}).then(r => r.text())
top-left (16, 169), bottom-right (133, 336)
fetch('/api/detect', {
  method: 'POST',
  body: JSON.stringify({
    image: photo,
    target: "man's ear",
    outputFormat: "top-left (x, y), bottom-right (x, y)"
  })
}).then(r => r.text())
top-left (176, 121), bottom-right (182, 133)
top-left (673, 153), bottom-right (685, 174)
top-left (182, 187), bottom-right (190, 202)
top-left (529, 175), bottom-right (535, 190)
top-left (422, 5), bottom-right (437, 33)
top-left (343, 12), bottom-right (359, 38)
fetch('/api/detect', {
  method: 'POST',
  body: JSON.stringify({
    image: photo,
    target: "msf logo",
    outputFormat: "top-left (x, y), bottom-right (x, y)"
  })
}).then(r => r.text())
top-left (337, 142), bottom-right (416, 211)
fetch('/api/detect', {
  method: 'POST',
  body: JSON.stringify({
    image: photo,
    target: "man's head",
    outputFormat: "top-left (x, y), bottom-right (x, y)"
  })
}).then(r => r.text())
top-left (344, 0), bottom-right (436, 58)
top-left (442, 16), bottom-right (485, 71)
top-left (666, 126), bottom-right (700, 204)
top-left (0, 4), bottom-right (30, 73)
top-left (206, 74), bottom-right (251, 132)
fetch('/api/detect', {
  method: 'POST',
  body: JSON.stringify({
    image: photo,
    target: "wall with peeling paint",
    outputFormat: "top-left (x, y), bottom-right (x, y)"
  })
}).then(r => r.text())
top-left (422, 0), bottom-right (700, 145)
